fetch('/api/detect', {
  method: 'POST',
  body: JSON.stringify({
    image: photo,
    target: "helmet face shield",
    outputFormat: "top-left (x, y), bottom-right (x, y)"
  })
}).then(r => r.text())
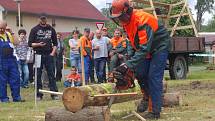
top-left (110, 7), bottom-right (131, 26)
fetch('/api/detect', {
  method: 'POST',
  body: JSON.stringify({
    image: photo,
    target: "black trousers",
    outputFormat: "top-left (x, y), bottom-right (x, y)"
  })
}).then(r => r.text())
top-left (28, 63), bottom-right (34, 83)
top-left (55, 55), bottom-right (63, 81)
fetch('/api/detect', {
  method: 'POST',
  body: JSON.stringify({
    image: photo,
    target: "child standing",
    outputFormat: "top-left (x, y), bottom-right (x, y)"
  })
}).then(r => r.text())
top-left (15, 29), bottom-right (29, 88)
top-left (64, 66), bottom-right (81, 87)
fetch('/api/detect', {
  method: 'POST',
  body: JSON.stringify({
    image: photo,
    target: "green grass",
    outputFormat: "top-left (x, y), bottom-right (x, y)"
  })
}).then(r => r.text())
top-left (187, 70), bottom-right (215, 80)
top-left (1, 65), bottom-right (215, 121)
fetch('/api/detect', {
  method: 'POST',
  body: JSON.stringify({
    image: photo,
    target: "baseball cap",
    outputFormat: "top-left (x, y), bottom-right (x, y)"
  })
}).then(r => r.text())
top-left (84, 28), bottom-right (90, 33)
top-left (39, 13), bottom-right (47, 19)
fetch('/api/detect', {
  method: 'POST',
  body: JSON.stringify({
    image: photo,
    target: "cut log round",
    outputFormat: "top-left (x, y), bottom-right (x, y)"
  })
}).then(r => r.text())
top-left (45, 106), bottom-right (110, 121)
top-left (62, 87), bottom-right (84, 113)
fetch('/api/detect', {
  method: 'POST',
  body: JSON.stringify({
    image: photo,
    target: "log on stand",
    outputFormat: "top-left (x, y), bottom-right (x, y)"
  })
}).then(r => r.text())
top-left (62, 83), bottom-right (143, 112)
top-left (45, 106), bottom-right (110, 121)
top-left (61, 81), bottom-right (167, 112)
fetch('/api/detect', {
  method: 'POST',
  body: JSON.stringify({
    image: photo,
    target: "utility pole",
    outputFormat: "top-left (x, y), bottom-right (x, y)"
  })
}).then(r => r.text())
top-left (14, 0), bottom-right (23, 29)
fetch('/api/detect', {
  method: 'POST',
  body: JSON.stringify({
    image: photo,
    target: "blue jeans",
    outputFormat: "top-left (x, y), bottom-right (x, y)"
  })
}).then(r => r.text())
top-left (36, 54), bottom-right (58, 98)
top-left (84, 55), bottom-right (90, 84)
top-left (135, 50), bottom-right (168, 114)
top-left (64, 81), bottom-right (81, 87)
top-left (70, 54), bottom-right (81, 73)
top-left (0, 58), bottom-right (21, 102)
top-left (94, 57), bottom-right (107, 83)
top-left (18, 60), bottom-right (29, 87)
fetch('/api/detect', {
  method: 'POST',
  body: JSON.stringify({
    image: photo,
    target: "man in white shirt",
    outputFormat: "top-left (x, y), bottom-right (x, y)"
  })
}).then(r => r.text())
top-left (92, 30), bottom-right (110, 83)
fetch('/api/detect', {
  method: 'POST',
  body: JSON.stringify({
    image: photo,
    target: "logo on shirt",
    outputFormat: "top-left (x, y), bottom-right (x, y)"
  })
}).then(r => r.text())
top-left (36, 30), bottom-right (52, 40)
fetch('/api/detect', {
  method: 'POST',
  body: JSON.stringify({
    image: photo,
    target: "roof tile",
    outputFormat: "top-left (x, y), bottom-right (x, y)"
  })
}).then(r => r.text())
top-left (0, 0), bottom-right (108, 21)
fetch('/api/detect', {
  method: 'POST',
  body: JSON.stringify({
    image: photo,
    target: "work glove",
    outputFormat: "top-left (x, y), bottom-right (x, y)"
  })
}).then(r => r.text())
top-left (113, 63), bottom-right (135, 90)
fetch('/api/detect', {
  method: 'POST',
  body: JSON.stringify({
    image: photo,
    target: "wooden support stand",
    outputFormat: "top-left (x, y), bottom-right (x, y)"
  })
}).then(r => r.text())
top-left (45, 106), bottom-right (110, 121)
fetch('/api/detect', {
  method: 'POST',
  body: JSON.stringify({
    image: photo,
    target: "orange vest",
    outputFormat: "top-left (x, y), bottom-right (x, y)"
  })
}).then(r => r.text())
top-left (110, 37), bottom-right (126, 49)
top-left (123, 10), bottom-right (158, 50)
top-left (78, 36), bottom-right (92, 57)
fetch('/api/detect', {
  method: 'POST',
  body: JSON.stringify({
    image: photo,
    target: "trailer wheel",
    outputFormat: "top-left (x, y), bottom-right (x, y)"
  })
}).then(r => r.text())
top-left (169, 55), bottom-right (187, 80)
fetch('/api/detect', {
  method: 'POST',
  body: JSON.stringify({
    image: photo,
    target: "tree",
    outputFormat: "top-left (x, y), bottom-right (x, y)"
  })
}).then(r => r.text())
top-left (201, 15), bottom-right (215, 32)
top-left (101, 7), bottom-right (118, 37)
top-left (195, 0), bottom-right (214, 31)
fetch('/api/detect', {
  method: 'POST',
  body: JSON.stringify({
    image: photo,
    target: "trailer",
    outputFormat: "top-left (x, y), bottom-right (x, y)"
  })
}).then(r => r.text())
top-left (130, 0), bottom-right (205, 79)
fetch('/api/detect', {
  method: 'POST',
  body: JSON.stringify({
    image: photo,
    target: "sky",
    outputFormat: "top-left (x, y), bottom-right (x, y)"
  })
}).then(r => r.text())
top-left (88, 0), bottom-right (213, 25)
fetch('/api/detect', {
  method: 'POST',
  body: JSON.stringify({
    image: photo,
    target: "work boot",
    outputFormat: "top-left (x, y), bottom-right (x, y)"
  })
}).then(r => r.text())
top-left (143, 112), bottom-right (160, 120)
top-left (137, 99), bottom-right (148, 112)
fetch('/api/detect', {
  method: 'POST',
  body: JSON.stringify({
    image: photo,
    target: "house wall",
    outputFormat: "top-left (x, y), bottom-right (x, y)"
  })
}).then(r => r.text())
top-left (5, 12), bottom-right (99, 37)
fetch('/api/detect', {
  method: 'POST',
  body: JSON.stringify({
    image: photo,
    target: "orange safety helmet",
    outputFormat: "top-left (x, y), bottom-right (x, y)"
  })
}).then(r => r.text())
top-left (110, 0), bottom-right (133, 26)
top-left (111, 0), bottom-right (130, 17)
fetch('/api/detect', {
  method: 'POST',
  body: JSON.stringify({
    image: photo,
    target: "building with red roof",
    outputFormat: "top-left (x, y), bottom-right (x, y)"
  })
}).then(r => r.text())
top-left (0, 0), bottom-right (108, 36)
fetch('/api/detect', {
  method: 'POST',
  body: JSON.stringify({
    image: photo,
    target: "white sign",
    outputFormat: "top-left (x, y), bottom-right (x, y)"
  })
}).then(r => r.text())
top-left (96, 22), bottom-right (105, 30)
top-left (34, 54), bottom-right (41, 68)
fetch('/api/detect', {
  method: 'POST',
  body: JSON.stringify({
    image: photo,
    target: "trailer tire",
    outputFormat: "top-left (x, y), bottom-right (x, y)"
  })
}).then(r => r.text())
top-left (169, 55), bottom-right (187, 80)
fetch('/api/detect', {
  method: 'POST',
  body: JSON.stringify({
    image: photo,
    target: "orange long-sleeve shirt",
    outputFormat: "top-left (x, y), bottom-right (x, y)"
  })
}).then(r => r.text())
top-left (78, 36), bottom-right (92, 58)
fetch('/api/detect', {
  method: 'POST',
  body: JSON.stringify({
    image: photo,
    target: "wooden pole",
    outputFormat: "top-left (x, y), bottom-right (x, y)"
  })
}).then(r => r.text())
top-left (131, 111), bottom-right (146, 121)
top-left (149, 0), bottom-right (157, 19)
top-left (39, 89), bottom-right (63, 95)
top-left (93, 92), bottom-right (138, 97)
top-left (186, 2), bottom-right (199, 37)
top-left (80, 38), bottom-right (85, 86)
top-left (170, 0), bottom-right (187, 37)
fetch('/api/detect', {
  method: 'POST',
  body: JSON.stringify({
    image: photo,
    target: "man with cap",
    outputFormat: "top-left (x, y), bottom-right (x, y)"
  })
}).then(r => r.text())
top-left (78, 28), bottom-right (92, 85)
top-left (109, 0), bottom-right (170, 119)
top-left (28, 14), bottom-right (59, 100)
top-left (0, 20), bottom-right (24, 102)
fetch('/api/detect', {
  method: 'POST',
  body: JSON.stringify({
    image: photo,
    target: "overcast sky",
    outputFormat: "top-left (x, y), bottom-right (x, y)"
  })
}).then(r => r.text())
top-left (88, 0), bottom-right (213, 25)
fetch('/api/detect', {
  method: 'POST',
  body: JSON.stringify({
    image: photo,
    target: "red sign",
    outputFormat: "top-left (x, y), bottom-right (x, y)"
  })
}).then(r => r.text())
top-left (96, 22), bottom-right (105, 30)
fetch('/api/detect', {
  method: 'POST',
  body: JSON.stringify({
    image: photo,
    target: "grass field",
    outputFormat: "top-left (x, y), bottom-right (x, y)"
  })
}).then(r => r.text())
top-left (1, 65), bottom-right (215, 121)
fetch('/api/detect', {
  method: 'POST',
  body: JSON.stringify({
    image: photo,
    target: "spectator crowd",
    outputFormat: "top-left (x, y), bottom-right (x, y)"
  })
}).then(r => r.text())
top-left (0, 14), bottom-right (129, 102)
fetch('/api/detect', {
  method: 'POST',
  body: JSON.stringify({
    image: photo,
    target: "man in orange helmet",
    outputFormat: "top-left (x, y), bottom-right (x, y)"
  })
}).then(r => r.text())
top-left (110, 0), bottom-right (170, 119)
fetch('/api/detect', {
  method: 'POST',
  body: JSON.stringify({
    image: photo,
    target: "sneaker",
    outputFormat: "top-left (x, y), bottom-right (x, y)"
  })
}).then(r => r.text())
top-left (143, 112), bottom-right (160, 120)
top-left (137, 99), bottom-right (148, 112)
top-left (51, 96), bottom-right (60, 100)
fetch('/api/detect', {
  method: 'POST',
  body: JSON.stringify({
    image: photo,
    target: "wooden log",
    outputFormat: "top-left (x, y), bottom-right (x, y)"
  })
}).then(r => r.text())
top-left (62, 83), bottom-right (142, 112)
top-left (62, 81), bottom-right (168, 112)
top-left (163, 92), bottom-right (182, 107)
top-left (45, 106), bottom-right (110, 121)
top-left (134, 92), bottom-right (182, 107)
